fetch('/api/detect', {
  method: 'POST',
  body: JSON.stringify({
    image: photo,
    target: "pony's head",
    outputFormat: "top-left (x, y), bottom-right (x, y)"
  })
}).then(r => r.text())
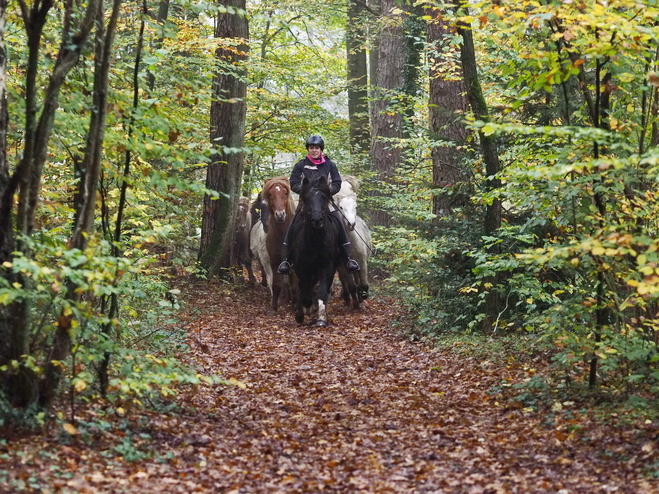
top-left (262, 176), bottom-right (294, 223)
top-left (338, 195), bottom-right (357, 230)
top-left (236, 196), bottom-right (251, 231)
top-left (301, 173), bottom-right (330, 229)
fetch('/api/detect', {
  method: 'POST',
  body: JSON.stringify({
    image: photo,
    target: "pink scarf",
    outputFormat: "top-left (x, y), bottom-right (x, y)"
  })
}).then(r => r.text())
top-left (307, 153), bottom-right (326, 165)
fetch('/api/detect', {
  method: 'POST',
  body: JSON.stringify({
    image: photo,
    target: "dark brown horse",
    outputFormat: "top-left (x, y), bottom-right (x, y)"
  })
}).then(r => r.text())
top-left (261, 176), bottom-right (296, 312)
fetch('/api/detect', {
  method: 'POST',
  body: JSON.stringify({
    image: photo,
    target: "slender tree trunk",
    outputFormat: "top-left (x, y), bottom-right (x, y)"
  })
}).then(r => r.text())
top-left (367, 0), bottom-right (404, 227)
top-left (427, 11), bottom-right (469, 217)
top-left (199, 0), bottom-right (249, 277)
top-left (147, 0), bottom-right (170, 92)
top-left (347, 0), bottom-right (370, 156)
top-left (456, 4), bottom-right (500, 237)
top-left (0, 0), bottom-right (14, 372)
top-left (456, 1), bottom-right (502, 327)
top-left (401, 2), bottom-right (423, 137)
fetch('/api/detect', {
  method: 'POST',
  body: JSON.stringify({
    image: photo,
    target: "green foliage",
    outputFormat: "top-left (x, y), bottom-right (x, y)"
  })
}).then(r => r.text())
top-left (0, 0), bottom-right (239, 416)
top-left (374, 0), bottom-right (659, 402)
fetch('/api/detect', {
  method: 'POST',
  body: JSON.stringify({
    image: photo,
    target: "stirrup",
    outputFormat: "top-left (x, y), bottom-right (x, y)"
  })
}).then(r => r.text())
top-left (278, 260), bottom-right (292, 274)
top-left (346, 259), bottom-right (360, 273)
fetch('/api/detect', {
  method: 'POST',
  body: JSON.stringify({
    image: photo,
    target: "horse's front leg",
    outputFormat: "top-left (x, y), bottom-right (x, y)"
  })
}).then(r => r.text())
top-left (295, 279), bottom-right (312, 324)
top-left (245, 260), bottom-right (256, 285)
top-left (270, 273), bottom-right (281, 313)
top-left (314, 270), bottom-right (335, 327)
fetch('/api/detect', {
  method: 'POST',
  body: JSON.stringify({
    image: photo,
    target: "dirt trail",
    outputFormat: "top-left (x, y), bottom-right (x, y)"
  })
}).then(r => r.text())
top-left (2, 280), bottom-right (659, 493)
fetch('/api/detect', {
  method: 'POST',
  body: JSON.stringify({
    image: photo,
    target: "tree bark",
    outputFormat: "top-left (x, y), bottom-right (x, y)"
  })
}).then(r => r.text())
top-left (427, 11), bottom-right (469, 217)
top-left (456, 2), bottom-right (500, 237)
top-left (367, 0), bottom-right (404, 227)
top-left (0, 0), bottom-right (15, 373)
top-left (199, 0), bottom-right (249, 277)
top-left (147, 0), bottom-right (170, 92)
top-left (347, 0), bottom-right (370, 156)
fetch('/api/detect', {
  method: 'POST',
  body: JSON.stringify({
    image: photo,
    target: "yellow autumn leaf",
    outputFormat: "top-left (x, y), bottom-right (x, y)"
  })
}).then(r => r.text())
top-left (74, 380), bottom-right (87, 392)
top-left (63, 423), bottom-right (78, 435)
top-left (637, 254), bottom-right (647, 265)
top-left (592, 246), bottom-right (605, 256)
top-left (227, 377), bottom-right (247, 389)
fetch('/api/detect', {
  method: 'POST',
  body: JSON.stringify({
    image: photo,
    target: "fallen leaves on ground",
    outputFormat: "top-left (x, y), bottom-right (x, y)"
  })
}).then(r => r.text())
top-left (2, 279), bottom-right (659, 493)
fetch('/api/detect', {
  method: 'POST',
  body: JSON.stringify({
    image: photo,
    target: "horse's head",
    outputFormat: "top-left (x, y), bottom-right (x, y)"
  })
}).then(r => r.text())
top-left (263, 176), bottom-right (293, 223)
top-left (301, 173), bottom-right (330, 230)
top-left (338, 194), bottom-right (357, 231)
top-left (236, 196), bottom-right (250, 232)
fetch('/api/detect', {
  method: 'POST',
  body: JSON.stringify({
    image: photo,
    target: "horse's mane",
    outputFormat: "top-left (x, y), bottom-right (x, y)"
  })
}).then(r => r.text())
top-left (262, 175), bottom-right (289, 196)
top-left (334, 175), bottom-right (359, 206)
top-left (341, 175), bottom-right (360, 194)
top-left (301, 172), bottom-right (331, 197)
top-left (262, 175), bottom-right (295, 214)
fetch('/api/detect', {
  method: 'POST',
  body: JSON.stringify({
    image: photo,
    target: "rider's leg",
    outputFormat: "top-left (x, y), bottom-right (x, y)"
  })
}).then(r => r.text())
top-left (277, 214), bottom-right (298, 274)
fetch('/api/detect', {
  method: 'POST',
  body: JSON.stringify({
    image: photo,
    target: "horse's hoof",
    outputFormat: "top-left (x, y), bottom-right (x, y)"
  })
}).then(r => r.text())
top-left (296, 314), bottom-right (304, 324)
top-left (316, 320), bottom-right (328, 328)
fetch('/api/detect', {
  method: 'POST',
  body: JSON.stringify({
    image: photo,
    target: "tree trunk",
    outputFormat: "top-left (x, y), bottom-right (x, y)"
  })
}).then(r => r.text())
top-left (456, 3), bottom-right (500, 237)
top-left (456, 1), bottom-right (502, 327)
top-left (0, 0), bottom-right (15, 373)
top-left (427, 12), bottom-right (469, 217)
top-left (347, 0), bottom-right (370, 156)
top-left (147, 0), bottom-right (170, 92)
top-left (368, 0), bottom-right (380, 129)
top-left (367, 0), bottom-right (404, 227)
top-left (198, 0), bottom-right (249, 277)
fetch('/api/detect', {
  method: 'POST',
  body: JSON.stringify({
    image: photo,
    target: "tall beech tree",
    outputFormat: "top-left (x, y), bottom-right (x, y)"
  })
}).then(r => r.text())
top-left (367, 0), bottom-right (404, 227)
top-left (427, 11), bottom-right (469, 217)
top-left (346, 0), bottom-right (370, 156)
top-left (199, 0), bottom-right (249, 277)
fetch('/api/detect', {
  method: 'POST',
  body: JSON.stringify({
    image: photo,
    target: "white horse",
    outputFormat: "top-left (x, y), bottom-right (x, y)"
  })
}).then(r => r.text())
top-left (334, 176), bottom-right (372, 306)
top-left (249, 220), bottom-right (271, 290)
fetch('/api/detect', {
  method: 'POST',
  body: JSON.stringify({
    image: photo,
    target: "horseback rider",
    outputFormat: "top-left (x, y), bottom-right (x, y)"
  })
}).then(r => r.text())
top-left (277, 135), bottom-right (360, 275)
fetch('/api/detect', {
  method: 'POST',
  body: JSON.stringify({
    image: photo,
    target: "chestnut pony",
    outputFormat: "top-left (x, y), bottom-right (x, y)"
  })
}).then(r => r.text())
top-left (254, 176), bottom-right (296, 312)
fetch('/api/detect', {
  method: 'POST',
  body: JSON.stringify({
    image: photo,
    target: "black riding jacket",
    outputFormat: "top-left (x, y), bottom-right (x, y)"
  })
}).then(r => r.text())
top-left (289, 156), bottom-right (342, 196)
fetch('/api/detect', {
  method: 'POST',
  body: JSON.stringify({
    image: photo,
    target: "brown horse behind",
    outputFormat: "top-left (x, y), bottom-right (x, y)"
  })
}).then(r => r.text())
top-left (262, 176), bottom-right (296, 312)
top-left (234, 196), bottom-right (256, 284)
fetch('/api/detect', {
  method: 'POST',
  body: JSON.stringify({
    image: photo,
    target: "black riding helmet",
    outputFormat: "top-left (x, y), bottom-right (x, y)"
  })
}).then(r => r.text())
top-left (305, 135), bottom-right (324, 150)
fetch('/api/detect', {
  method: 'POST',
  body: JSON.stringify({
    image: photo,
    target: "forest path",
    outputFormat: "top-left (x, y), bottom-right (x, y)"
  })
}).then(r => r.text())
top-left (161, 280), bottom-right (657, 493)
top-left (2, 279), bottom-right (658, 493)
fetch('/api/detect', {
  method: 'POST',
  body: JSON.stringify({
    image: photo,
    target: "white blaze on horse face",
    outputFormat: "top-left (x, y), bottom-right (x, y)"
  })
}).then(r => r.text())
top-left (272, 185), bottom-right (288, 222)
